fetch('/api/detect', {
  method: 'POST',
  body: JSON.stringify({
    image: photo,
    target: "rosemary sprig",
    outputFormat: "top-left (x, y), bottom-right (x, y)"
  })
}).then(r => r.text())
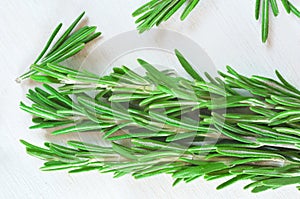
top-left (17, 12), bottom-right (101, 82)
top-left (133, 0), bottom-right (300, 43)
top-left (20, 58), bottom-right (300, 148)
top-left (132, 0), bottom-right (200, 33)
top-left (19, 14), bottom-right (300, 193)
top-left (256, 0), bottom-right (300, 43)
top-left (21, 136), bottom-right (300, 192)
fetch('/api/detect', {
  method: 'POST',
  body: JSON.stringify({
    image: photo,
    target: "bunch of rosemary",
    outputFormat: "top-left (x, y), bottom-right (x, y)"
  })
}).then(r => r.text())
top-left (19, 14), bottom-right (300, 193)
top-left (132, 0), bottom-right (300, 43)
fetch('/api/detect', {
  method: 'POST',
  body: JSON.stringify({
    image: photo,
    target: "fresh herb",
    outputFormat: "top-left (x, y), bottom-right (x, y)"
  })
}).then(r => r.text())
top-left (133, 0), bottom-right (300, 43)
top-left (19, 14), bottom-right (300, 193)
top-left (17, 12), bottom-right (101, 82)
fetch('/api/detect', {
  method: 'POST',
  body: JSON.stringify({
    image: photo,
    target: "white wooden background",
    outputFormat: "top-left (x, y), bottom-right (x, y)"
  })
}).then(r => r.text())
top-left (1, 0), bottom-right (300, 198)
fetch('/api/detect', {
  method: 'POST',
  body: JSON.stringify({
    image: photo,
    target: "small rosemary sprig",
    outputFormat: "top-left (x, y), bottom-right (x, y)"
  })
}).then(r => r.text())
top-left (132, 0), bottom-right (200, 33)
top-left (17, 12), bottom-right (101, 82)
top-left (133, 0), bottom-right (300, 43)
top-left (19, 14), bottom-right (300, 193)
top-left (21, 136), bottom-right (300, 193)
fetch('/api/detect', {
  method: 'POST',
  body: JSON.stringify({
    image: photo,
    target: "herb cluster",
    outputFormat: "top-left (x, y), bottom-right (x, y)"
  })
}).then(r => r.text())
top-left (19, 13), bottom-right (300, 193)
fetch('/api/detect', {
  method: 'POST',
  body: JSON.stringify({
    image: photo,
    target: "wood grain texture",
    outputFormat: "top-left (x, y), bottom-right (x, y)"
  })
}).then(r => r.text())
top-left (0, 0), bottom-right (300, 198)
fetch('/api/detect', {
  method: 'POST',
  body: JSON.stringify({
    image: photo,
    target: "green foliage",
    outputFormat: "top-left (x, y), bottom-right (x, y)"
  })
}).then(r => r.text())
top-left (132, 0), bottom-right (200, 33)
top-left (17, 12), bottom-right (101, 82)
top-left (133, 0), bottom-right (300, 43)
top-left (19, 13), bottom-right (300, 193)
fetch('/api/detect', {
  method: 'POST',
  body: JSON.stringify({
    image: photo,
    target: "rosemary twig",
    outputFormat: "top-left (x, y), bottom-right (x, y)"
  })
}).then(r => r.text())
top-left (17, 12), bottom-right (101, 82)
top-left (20, 137), bottom-right (300, 192)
